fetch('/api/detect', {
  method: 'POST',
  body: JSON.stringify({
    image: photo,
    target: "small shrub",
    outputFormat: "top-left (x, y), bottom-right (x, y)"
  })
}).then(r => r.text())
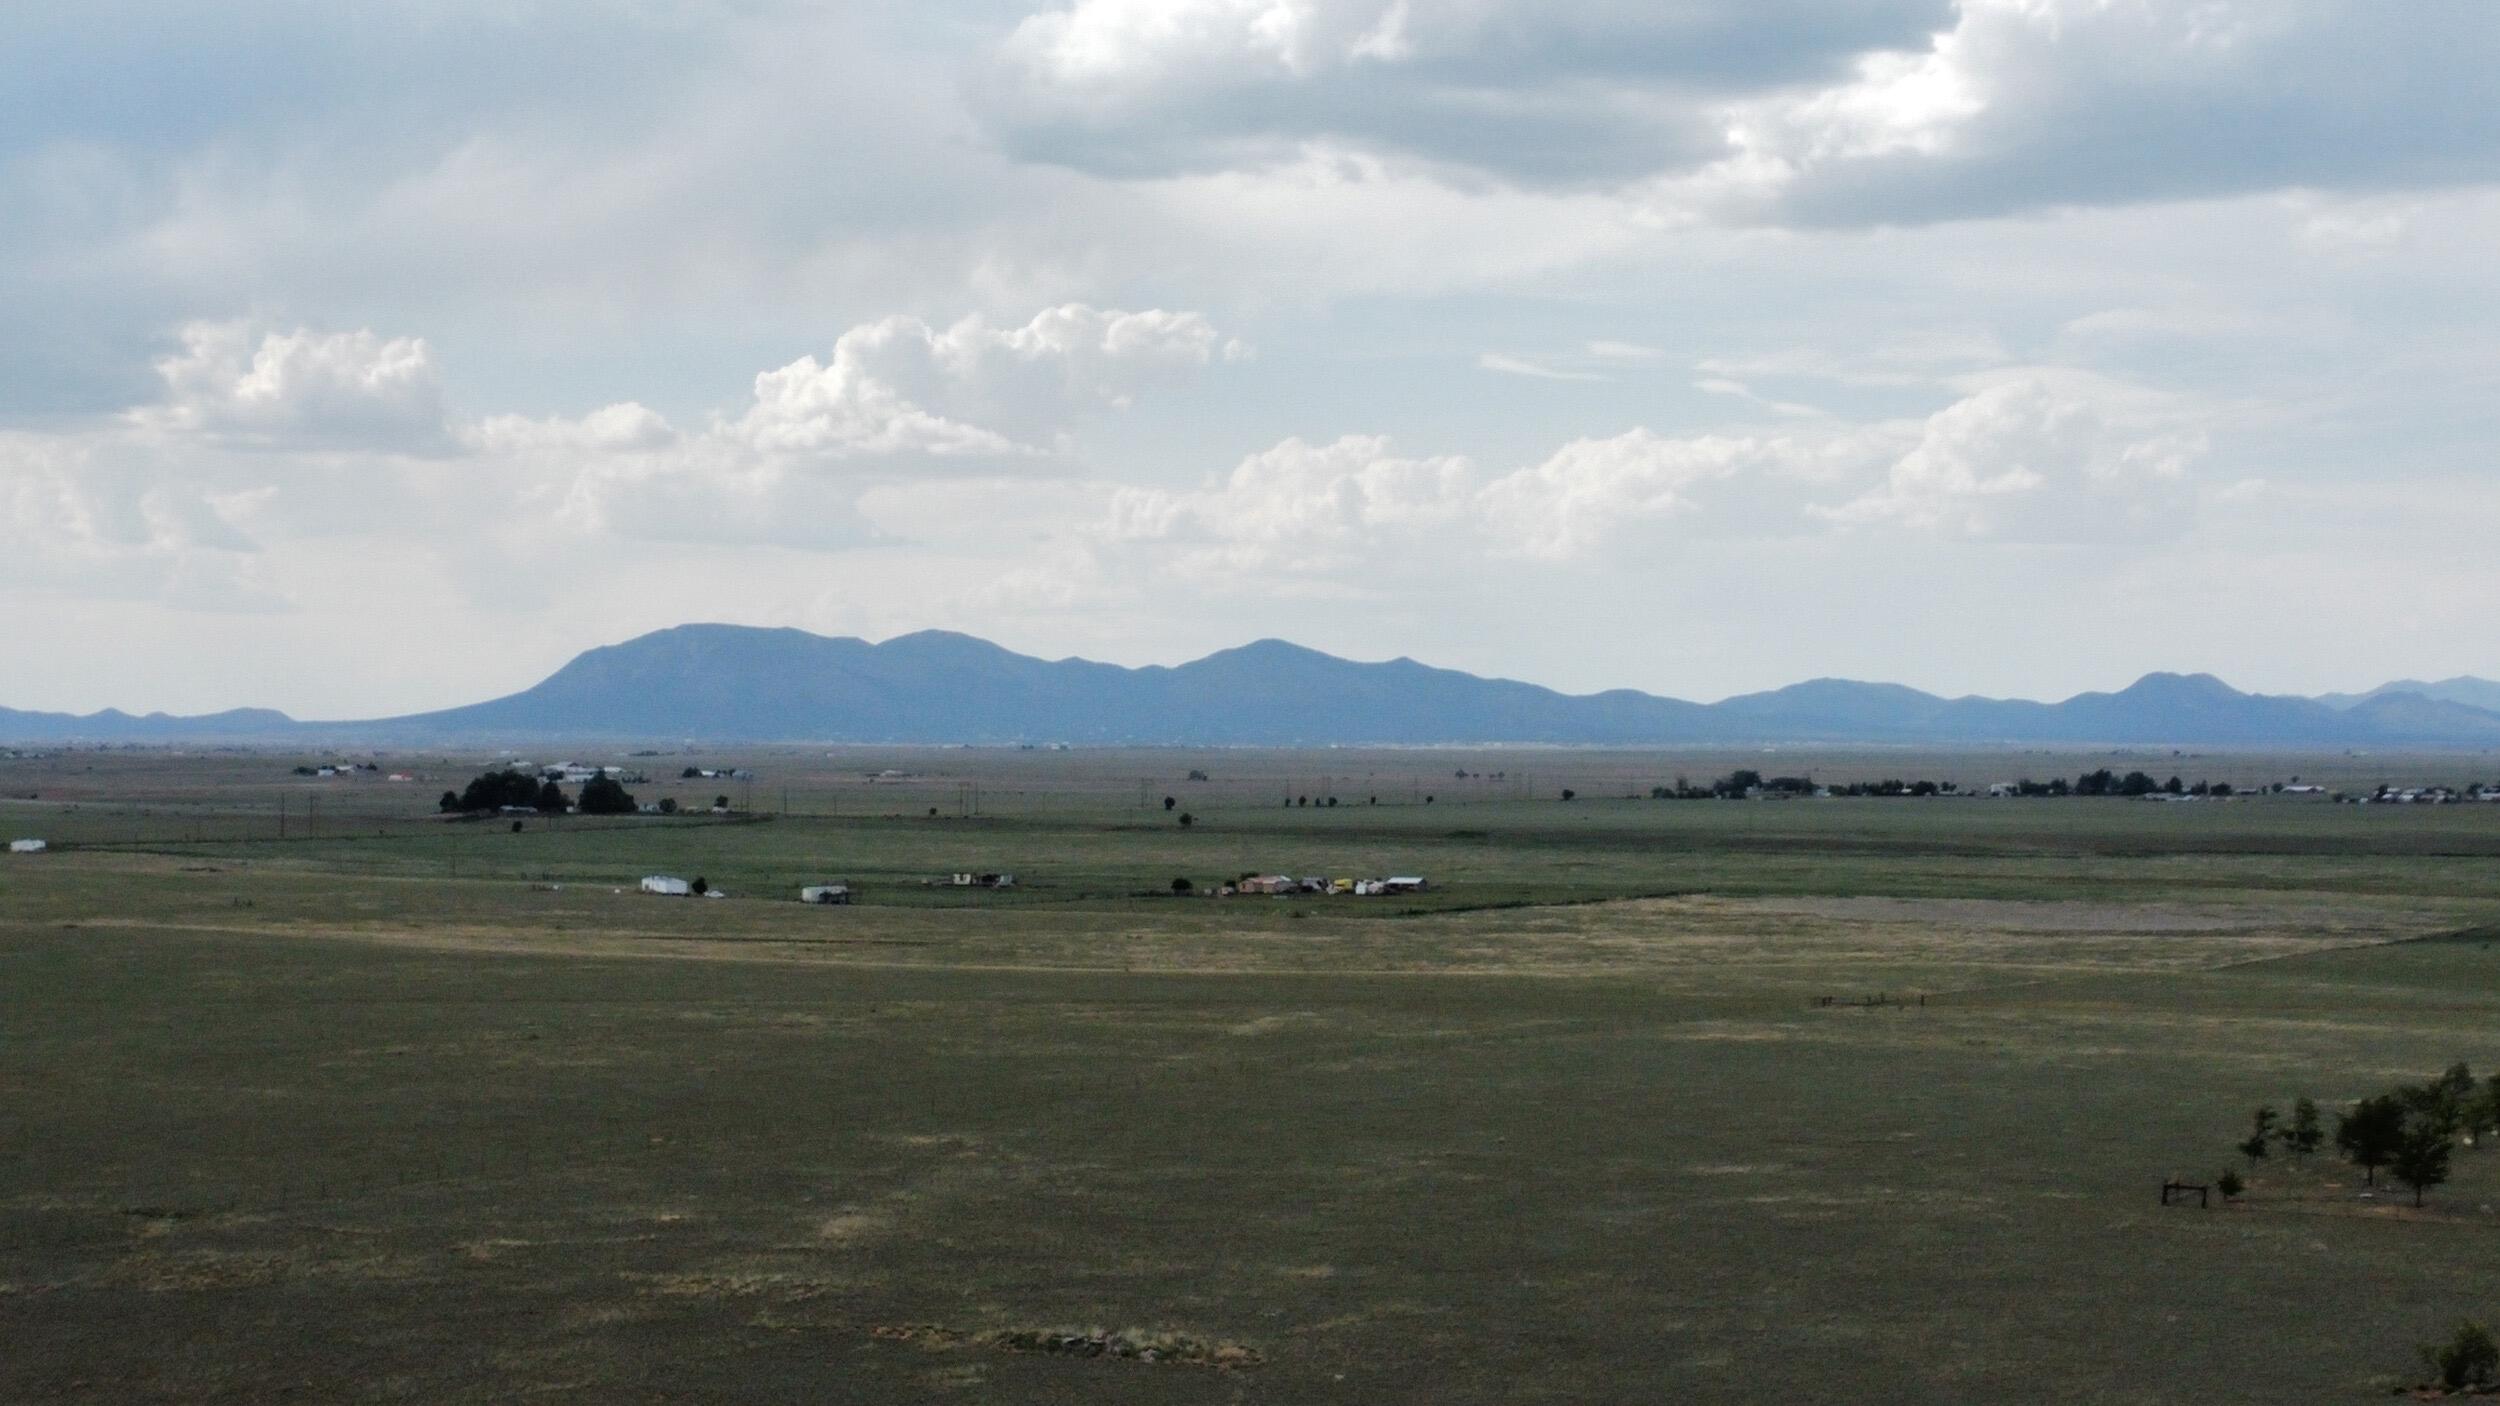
top-left (1170, 877), bottom-right (1193, 894)
top-left (2422, 1320), bottom-right (2500, 1392)
top-left (2216, 1168), bottom-right (2244, 1200)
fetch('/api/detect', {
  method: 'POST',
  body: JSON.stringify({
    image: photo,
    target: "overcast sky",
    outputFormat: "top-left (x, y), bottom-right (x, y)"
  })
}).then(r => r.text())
top-left (7, 1), bottom-right (2498, 717)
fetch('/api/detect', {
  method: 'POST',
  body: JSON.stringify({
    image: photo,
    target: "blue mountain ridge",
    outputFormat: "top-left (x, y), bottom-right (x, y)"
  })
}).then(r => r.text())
top-left (6, 624), bottom-right (2499, 746)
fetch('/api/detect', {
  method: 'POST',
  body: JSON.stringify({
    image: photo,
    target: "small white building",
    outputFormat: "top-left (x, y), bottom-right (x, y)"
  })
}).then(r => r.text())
top-left (640, 875), bottom-right (692, 897)
top-left (800, 884), bottom-right (851, 905)
top-left (9, 838), bottom-right (47, 854)
top-left (1381, 876), bottom-right (1429, 893)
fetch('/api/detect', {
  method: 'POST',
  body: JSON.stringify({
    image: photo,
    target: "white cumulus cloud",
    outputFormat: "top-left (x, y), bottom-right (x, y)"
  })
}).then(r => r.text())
top-left (130, 322), bottom-right (454, 454)
top-left (729, 305), bottom-right (1244, 458)
top-left (1816, 376), bottom-right (2206, 541)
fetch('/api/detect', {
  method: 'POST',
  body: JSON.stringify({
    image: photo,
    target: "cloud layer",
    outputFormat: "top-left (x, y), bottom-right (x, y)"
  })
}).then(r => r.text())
top-left (2, 2), bottom-right (2497, 712)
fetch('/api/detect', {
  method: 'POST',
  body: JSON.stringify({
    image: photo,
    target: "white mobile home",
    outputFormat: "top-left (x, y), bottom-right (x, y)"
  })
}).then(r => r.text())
top-left (800, 884), bottom-right (852, 905)
top-left (639, 875), bottom-right (692, 897)
top-left (8, 838), bottom-right (47, 854)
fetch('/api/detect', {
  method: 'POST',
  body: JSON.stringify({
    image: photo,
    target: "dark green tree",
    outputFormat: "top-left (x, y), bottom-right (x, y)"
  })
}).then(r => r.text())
top-left (535, 778), bottom-right (568, 813)
top-left (437, 790), bottom-right (461, 814)
top-left (2390, 1118), bottom-right (2455, 1207)
top-left (2282, 1098), bottom-right (2324, 1158)
top-left (1163, 795), bottom-right (1176, 811)
top-left (2402, 1064), bottom-right (2476, 1140)
top-left (2336, 1094), bottom-right (2407, 1185)
top-left (455, 768), bottom-right (545, 812)
top-left (2237, 1105), bottom-right (2277, 1162)
top-left (578, 776), bottom-right (637, 815)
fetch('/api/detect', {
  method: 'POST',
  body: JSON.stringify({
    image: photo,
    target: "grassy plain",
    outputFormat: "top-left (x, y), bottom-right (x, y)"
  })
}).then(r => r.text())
top-left (4, 745), bottom-right (2500, 1403)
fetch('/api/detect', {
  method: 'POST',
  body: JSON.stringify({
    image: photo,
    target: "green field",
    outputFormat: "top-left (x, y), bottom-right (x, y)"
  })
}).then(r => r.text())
top-left (5, 746), bottom-right (2500, 1402)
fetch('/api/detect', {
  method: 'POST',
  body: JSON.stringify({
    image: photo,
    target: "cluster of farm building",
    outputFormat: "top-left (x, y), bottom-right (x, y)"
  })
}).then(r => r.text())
top-left (623, 869), bottom-right (1431, 905)
top-left (1220, 874), bottom-right (1428, 896)
top-left (632, 871), bottom-right (1018, 904)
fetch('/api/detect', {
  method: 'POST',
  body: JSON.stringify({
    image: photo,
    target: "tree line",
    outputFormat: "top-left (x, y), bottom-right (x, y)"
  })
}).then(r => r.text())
top-left (1639, 768), bottom-right (2254, 799)
top-left (437, 769), bottom-right (638, 816)
top-left (1649, 770), bottom-right (1957, 799)
top-left (2227, 1064), bottom-right (2497, 1207)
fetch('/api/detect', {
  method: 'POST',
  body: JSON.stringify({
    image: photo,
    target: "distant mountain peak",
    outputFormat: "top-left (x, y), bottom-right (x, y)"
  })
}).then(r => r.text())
top-left (2122, 669), bottom-right (2227, 688)
top-left (2317, 675), bottom-right (2500, 714)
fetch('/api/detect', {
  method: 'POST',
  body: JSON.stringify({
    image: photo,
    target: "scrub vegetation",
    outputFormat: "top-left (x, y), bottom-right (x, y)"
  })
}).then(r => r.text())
top-left (4, 744), bottom-right (2500, 1402)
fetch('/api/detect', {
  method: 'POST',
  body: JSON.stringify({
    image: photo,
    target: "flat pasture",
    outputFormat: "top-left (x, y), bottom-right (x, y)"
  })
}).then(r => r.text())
top-left (4, 748), bottom-right (2499, 1403)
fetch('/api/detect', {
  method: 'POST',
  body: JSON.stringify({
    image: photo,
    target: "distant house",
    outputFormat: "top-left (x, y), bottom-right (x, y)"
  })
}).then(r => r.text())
top-left (1381, 876), bottom-right (1429, 894)
top-left (8, 838), bottom-right (46, 854)
top-left (800, 884), bottom-right (852, 905)
top-left (640, 875), bottom-right (692, 897)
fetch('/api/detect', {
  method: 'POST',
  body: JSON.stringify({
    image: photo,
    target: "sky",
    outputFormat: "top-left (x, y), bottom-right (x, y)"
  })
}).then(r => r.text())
top-left (6, 0), bottom-right (2499, 718)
